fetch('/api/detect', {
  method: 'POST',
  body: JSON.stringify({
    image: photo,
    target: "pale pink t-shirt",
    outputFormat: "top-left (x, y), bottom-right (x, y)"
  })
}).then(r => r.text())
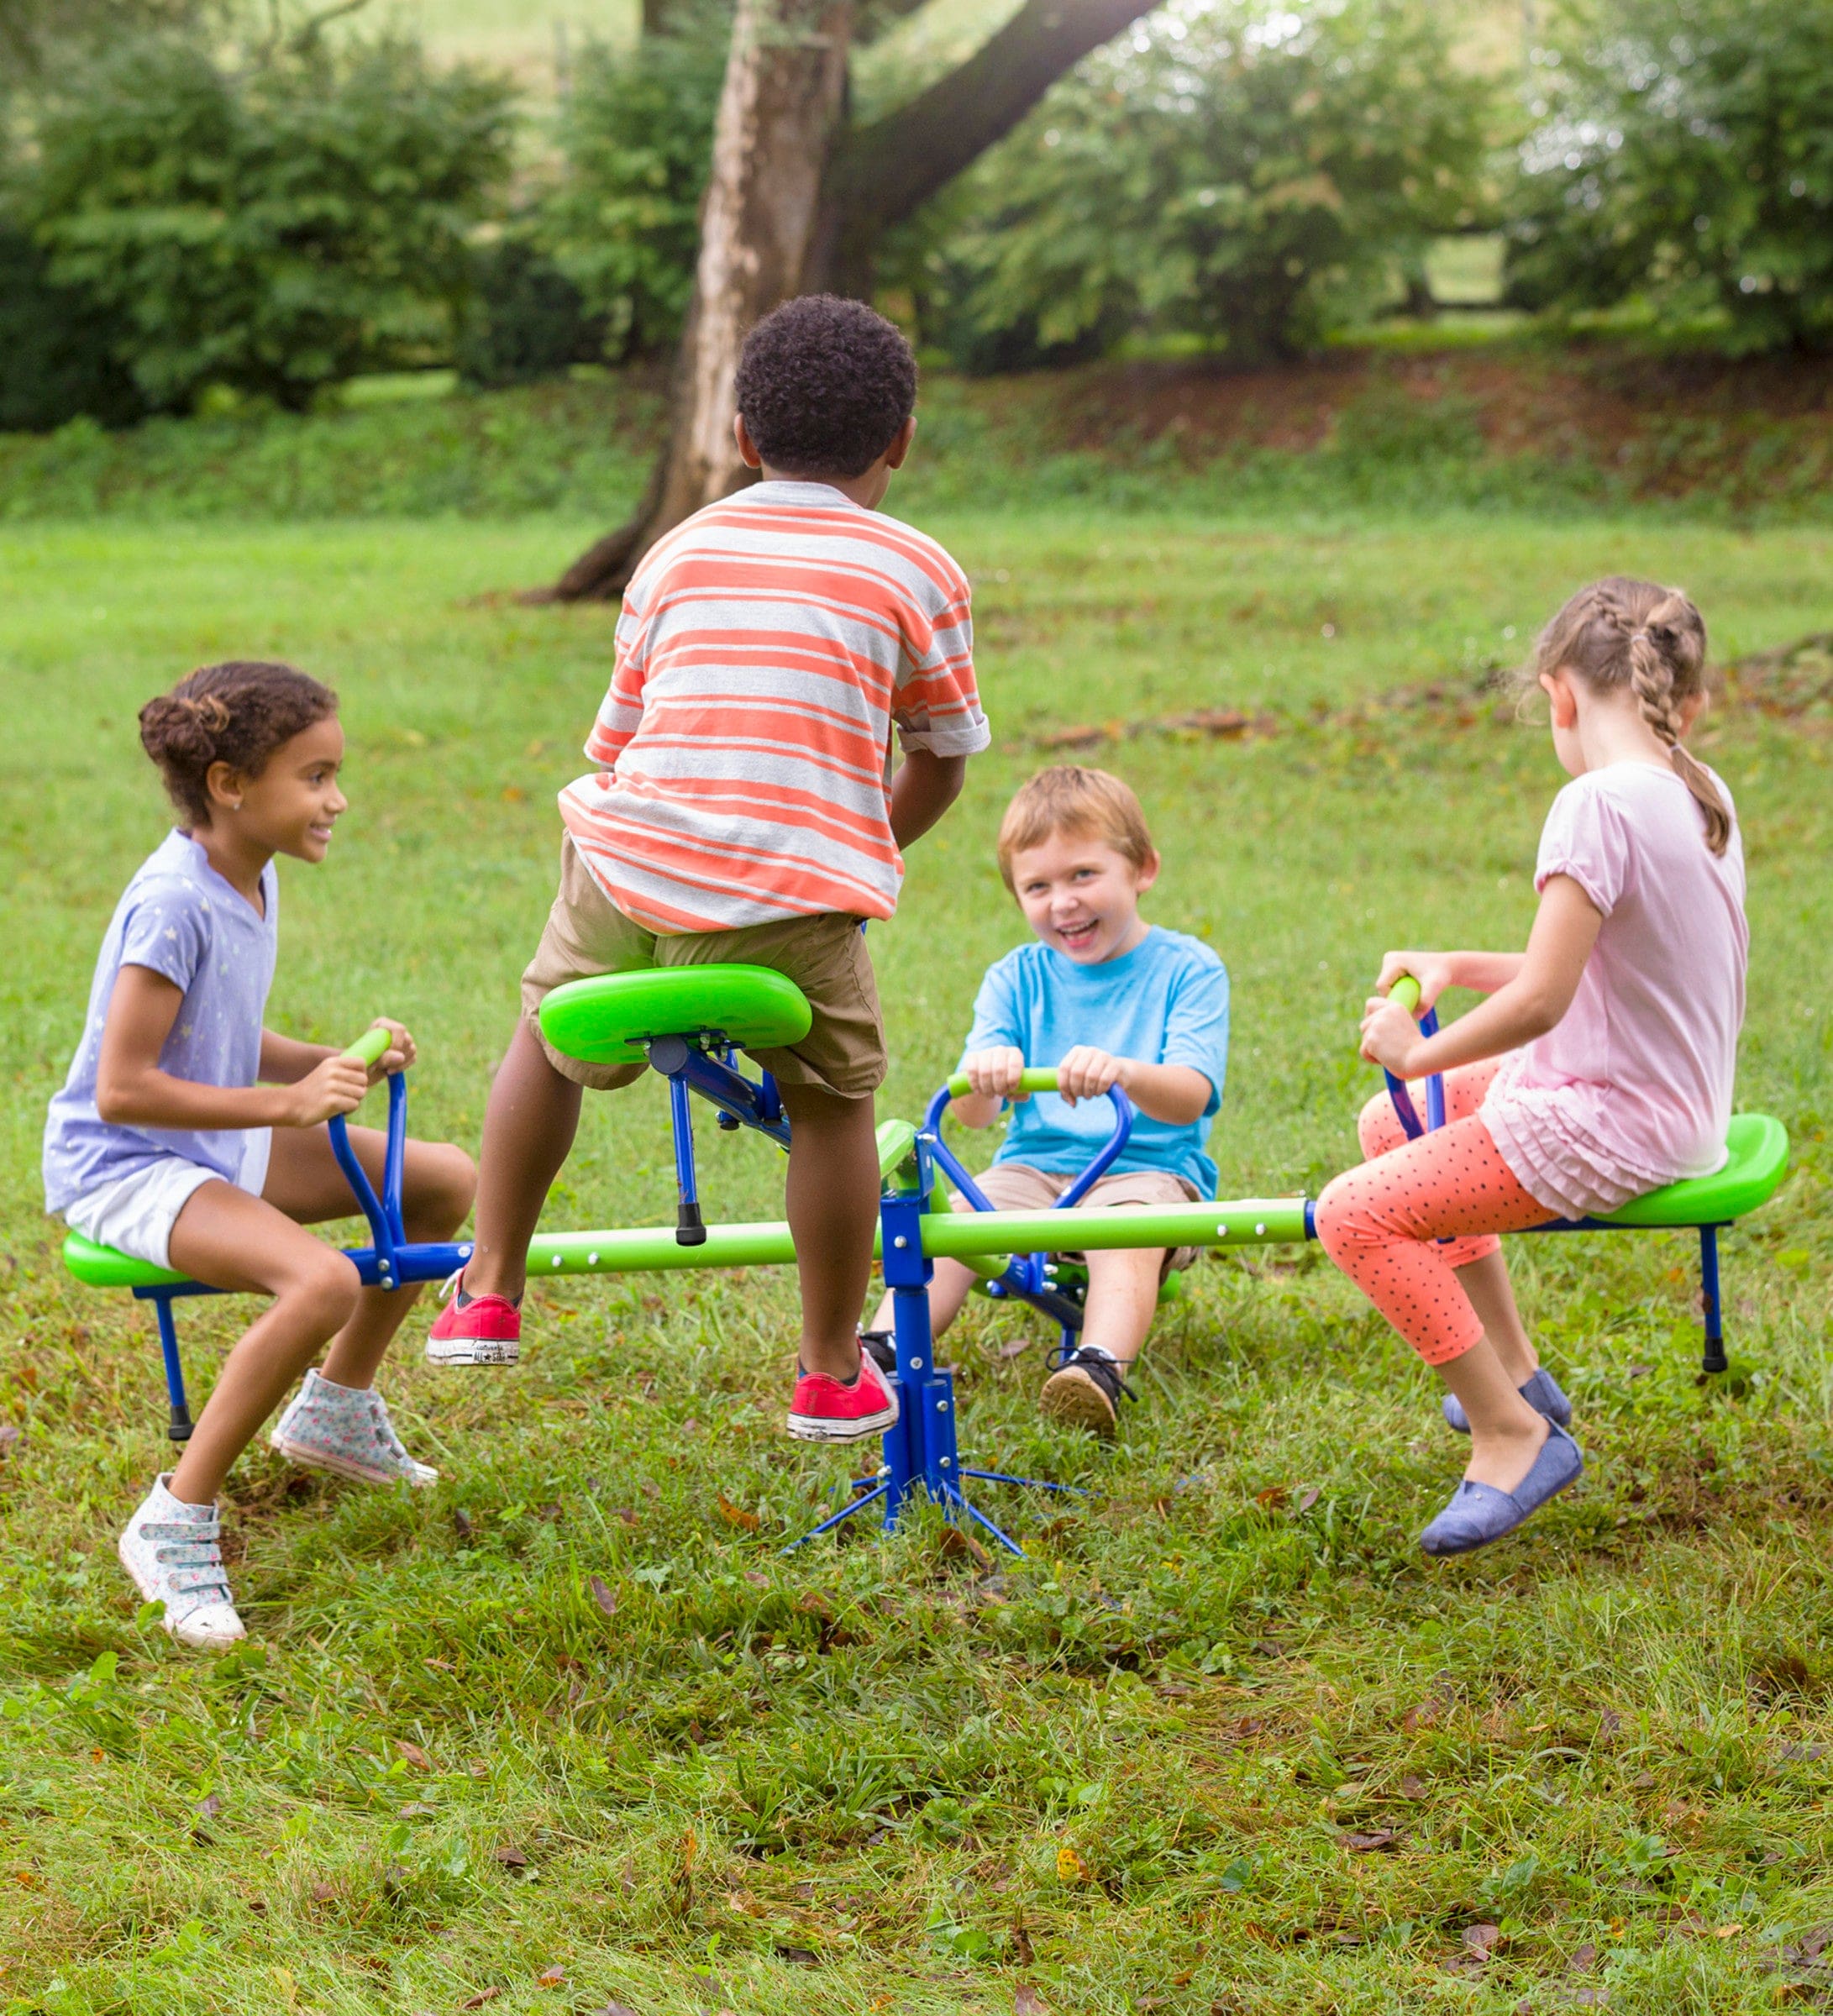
top-left (1482, 760), bottom-right (1746, 1220)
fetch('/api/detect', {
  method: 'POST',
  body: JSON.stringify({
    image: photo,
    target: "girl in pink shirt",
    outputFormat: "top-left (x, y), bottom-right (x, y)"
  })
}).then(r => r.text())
top-left (1315, 577), bottom-right (1747, 1557)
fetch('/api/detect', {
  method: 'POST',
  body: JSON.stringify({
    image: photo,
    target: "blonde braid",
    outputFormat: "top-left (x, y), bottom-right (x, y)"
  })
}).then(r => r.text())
top-left (1529, 577), bottom-right (1731, 858)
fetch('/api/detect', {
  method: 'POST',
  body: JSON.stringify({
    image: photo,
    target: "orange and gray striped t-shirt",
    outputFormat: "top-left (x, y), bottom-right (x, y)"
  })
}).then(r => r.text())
top-left (558, 480), bottom-right (990, 933)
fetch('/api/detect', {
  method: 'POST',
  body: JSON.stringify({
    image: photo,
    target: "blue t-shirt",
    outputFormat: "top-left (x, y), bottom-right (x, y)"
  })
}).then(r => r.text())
top-left (962, 926), bottom-right (1230, 1196)
top-left (44, 830), bottom-right (279, 1213)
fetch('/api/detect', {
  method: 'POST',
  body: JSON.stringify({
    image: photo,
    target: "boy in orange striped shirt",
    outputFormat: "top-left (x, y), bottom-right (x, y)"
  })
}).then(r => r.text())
top-left (429, 297), bottom-right (990, 1441)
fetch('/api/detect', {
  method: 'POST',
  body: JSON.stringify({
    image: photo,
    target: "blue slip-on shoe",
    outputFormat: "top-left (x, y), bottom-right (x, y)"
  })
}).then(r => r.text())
top-left (1442, 1366), bottom-right (1572, 1436)
top-left (1418, 1421), bottom-right (1584, 1558)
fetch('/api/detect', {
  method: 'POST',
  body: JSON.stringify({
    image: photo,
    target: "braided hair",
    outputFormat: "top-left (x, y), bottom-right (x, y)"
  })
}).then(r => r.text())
top-left (1532, 577), bottom-right (1731, 856)
top-left (139, 661), bottom-right (338, 827)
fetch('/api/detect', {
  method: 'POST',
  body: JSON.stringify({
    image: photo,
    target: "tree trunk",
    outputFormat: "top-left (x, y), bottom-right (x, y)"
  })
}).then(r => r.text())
top-left (540, 0), bottom-right (852, 602)
top-left (541, 0), bottom-right (1157, 602)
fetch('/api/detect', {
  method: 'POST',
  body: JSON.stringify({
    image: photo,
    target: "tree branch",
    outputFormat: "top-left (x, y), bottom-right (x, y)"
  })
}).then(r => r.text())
top-left (832, 0), bottom-right (1156, 230)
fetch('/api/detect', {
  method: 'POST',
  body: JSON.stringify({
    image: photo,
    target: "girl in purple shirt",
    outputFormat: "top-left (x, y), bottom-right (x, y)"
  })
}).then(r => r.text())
top-left (46, 662), bottom-right (475, 1650)
top-left (1315, 579), bottom-right (1747, 1559)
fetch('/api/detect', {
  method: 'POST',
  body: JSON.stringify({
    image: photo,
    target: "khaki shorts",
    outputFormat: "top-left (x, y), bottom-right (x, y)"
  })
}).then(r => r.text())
top-left (520, 837), bottom-right (887, 1100)
top-left (954, 1163), bottom-right (1204, 1275)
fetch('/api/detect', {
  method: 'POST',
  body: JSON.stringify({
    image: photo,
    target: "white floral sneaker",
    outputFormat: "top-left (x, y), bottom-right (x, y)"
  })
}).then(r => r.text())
top-left (270, 1369), bottom-right (439, 1488)
top-left (118, 1474), bottom-right (245, 1651)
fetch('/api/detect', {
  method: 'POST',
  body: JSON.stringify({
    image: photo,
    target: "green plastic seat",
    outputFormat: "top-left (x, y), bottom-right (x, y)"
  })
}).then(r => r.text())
top-left (62, 1231), bottom-right (186, 1290)
top-left (538, 963), bottom-right (813, 1068)
top-left (1591, 1111), bottom-right (1789, 1226)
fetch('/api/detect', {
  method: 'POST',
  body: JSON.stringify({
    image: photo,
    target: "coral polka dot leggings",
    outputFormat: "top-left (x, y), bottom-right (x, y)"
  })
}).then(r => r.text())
top-left (1313, 1059), bottom-right (1556, 1368)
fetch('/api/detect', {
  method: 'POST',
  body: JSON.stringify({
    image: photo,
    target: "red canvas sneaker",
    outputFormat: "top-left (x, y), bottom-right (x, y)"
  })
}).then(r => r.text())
top-left (785, 1352), bottom-right (899, 1443)
top-left (426, 1273), bottom-right (523, 1367)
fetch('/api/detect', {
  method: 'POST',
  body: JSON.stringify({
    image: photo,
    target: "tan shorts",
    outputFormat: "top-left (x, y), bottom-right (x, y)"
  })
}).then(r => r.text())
top-left (520, 837), bottom-right (887, 1099)
top-left (955, 1163), bottom-right (1204, 1275)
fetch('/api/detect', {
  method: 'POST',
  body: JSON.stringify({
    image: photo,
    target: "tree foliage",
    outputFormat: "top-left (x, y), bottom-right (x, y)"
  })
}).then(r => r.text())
top-left (538, 23), bottom-right (727, 362)
top-left (1506, 0), bottom-right (1833, 352)
top-left (16, 31), bottom-right (515, 413)
top-left (896, 0), bottom-right (1491, 370)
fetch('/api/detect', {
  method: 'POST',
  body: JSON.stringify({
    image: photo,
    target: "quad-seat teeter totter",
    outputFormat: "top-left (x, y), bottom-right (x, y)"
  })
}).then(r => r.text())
top-left (62, 968), bottom-right (1791, 1555)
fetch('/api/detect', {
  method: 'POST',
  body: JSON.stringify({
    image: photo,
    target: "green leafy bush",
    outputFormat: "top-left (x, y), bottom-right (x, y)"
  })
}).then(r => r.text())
top-left (538, 24), bottom-right (725, 363)
top-left (18, 32), bottom-right (516, 413)
top-left (897, 0), bottom-right (1491, 370)
top-left (0, 225), bottom-right (147, 431)
top-left (456, 239), bottom-right (603, 390)
top-left (1505, 0), bottom-right (1833, 352)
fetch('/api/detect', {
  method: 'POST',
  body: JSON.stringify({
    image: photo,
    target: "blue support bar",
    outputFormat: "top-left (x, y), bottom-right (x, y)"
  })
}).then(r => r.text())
top-left (382, 1069), bottom-right (408, 1248)
top-left (666, 1069), bottom-right (706, 1247)
top-left (328, 1111), bottom-right (399, 1289)
top-left (151, 1293), bottom-right (192, 1443)
top-left (1699, 1224), bottom-right (1726, 1375)
top-left (1384, 1006), bottom-right (1442, 1141)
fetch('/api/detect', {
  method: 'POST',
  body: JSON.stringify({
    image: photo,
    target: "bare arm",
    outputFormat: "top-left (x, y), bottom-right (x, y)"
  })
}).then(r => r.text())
top-left (1360, 876), bottom-right (1605, 1080)
top-left (260, 1018), bottom-right (414, 1087)
top-left (96, 966), bottom-right (374, 1131)
top-left (1373, 948), bottom-right (1526, 1011)
top-left (889, 748), bottom-right (967, 850)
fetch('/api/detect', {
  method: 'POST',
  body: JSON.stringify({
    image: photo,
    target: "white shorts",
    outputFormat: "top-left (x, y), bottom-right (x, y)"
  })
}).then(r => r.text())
top-left (64, 1132), bottom-right (271, 1272)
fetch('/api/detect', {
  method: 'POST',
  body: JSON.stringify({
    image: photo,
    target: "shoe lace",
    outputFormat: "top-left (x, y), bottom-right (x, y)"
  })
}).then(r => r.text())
top-left (1064, 1346), bottom-right (1134, 1405)
top-left (437, 1267), bottom-right (465, 1303)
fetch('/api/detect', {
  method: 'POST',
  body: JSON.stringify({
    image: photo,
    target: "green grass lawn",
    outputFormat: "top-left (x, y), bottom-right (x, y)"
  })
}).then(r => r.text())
top-left (2, 508), bottom-right (1830, 2014)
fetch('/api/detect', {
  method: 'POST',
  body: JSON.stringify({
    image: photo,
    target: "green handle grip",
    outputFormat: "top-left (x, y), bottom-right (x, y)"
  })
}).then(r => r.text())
top-left (1389, 974), bottom-right (1422, 1016)
top-left (946, 1066), bottom-right (1065, 1100)
top-left (342, 1026), bottom-right (391, 1067)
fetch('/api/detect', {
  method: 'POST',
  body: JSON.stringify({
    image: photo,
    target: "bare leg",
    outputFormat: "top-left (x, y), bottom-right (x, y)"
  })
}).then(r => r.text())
top-left (1436, 1338), bottom-right (1550, 1493)
top-left (868, 1258), bottom-right (979, 1343)
top-left (1452, 1248), bottom-right (1538, 1387)
top-left (166, 1184), bottom-right (362, 1504)
top-left (1079, 1247), bottom-right (1164, 1366)
top-left (463, 1019), bottom-right (640, 1301)
top-left (779, 1084), bottom-right (881, 1382)
top-left (260, 1124), bottom-right (475, 1389)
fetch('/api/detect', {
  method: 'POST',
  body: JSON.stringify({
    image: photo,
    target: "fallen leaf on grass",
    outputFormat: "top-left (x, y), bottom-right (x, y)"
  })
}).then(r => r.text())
top-left (1399, 1773), bottom-right (1426, 1799)
top-left (743, 1569), bottom-right (769, 1588)
top-left (998, 1337), bottom-right (1031, 1359)
top-left (193, 1793), bottom-right (222, 1822)
top-left (0, 1424), bottom-right (20, 1457)
top-left (1056, 1845), bottom-right (1090, 1885)
top-left (1778, 1743), bottom-right (1826, 1761)
top-left (1253, 1484), bottom-right (1288, 1510)
top-left (494, 1846), bottom-right (529, 1869)
top-left (1342, 1830), bottom-right (1397, 1854)
top-left (938, 1525), bottom-right (993, 1572)
top-left (1462, 1923), bottom-right (1501, 1959)
top-left (396, 1740), bottom-right (431, 1770)
top-left (717, 1494), bottom-right (762, 1532)
top-left (588, 1574), bottom-right (618, 1619)
top-left (536, 1965), bottom-right (566, 1987)
top-left (1015, 1989), bottom-right (1048, 2015)
top-left (590, 2005), bottom-right (639, 2016)
top-left (308, 1882), bottom-right (335, 1903)
top-left (1294, 1488), bottom-right (1321, 1513)
top-left (460, 1994), bottom-right (503, 2010)
top-left (775, 1945), bottom-right (819, 1966)
top-left (452, 1506), bottom-right (474, 1542)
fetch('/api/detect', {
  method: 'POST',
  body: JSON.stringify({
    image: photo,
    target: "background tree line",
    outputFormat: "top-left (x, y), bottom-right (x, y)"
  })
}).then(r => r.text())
top-left (2, 0), bottom-right (1829, 436)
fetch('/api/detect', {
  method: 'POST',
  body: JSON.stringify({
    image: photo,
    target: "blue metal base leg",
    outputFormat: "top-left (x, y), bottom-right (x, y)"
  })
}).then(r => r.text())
top-left (150, 1293), bottom-right (192, 1443)
top-left (1699, 1224), bottom-right (1727, 1375)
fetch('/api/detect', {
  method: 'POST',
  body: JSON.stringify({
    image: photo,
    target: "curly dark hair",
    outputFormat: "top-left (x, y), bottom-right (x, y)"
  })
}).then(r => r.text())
top-left (734, 294), bottom-right (918, 480)
top-left (139, 661), bottom-right (339, 827)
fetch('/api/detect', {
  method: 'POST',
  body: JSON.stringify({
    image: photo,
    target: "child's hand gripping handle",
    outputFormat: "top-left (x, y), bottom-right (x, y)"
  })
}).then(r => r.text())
top-left (1379, 973), bottom-right (1443, 1142)
top-left (343, 1027), bottom-right (392, 1068)
top-left (945, 1066), bottom-right (1063, 1099)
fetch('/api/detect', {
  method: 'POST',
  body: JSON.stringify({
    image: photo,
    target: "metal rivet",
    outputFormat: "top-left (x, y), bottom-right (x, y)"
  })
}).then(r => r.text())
top-left (588, 1251), bottom-right (600, 1266)
top-left (893, 1236), bottom-right (908, 1249)
top-left (938, 1400), bottom-right (950, 1413)
top-left (460, 1243), bottom-right (474, 1258)
top-left (910, 1357), bottom-right (923, 1369)
top-left (940, 1457), bottom-right (952, 1467)
top-left (552, 1254), bottom-right (563, 1268)
top-left (1216, 1223), bottom-right (1229, 1238)
top-left (1255, 1222), bottom-right (1267, 1236)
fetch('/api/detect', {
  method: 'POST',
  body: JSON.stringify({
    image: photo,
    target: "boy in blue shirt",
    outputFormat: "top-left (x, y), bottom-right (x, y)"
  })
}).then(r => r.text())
top-left (865, 765), bottom-right (1229, 1434)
